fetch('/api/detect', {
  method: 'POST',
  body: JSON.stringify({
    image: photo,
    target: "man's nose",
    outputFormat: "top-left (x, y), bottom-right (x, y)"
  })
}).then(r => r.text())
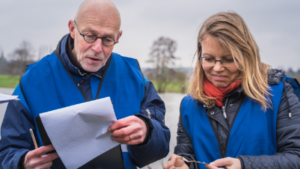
top-left (92, 38), bottom-right (103, 53)
top-left (213, 61), bottom-right (225, 71)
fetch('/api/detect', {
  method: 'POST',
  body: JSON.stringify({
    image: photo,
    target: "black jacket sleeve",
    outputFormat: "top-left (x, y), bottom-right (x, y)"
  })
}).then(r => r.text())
top-left (238, 81), bottom-right (300, 169)
top-left (173, 102), bottom-right (198, 169)
top-left (0, 94), bottom-right (34, 169)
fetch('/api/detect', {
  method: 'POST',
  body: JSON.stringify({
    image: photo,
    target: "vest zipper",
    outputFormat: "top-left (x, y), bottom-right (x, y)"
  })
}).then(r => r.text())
top-left (223, 97), bottom-right (245, 158)
top-left (222, 99), bottom-right (228, 119)
top-left (207, 96), bottom-right (245, 158)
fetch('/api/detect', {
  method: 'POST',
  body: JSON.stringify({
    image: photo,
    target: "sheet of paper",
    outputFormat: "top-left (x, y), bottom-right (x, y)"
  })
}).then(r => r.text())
top-left (40, 97), bottom-right (119, 169)
top-left (0, 93), bottom-right (19, 104)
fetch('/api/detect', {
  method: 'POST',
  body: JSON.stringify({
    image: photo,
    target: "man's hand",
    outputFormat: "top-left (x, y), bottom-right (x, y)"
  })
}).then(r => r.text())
top-left (107, 116), bottom-right (147, 145)
top-left (24, 144), bottom-right (59, 169)
top-left (164, 154), bottom-right (189, 169)
top-left (205, 157), bottom-right (241, 169)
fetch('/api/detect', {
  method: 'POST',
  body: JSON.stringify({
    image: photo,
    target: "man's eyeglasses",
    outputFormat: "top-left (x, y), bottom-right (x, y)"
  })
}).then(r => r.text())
top-left (74, 20), bottom-right (118, 46)
top-left (199, 57), bottom-right (236, 68)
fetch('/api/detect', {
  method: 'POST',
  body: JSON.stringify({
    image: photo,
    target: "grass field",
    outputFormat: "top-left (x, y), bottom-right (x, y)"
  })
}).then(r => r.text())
top-left (0, 75), bottom-right (20, 88)
top-left (0, 75), bottom-right (188, 93)
top-left (151, 80), bottom-right (188, 93)
top-left (2, 74), bottom-right (299, 93)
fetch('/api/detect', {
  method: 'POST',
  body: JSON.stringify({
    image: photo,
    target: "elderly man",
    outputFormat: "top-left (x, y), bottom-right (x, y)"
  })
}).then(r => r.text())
top-left (0, 0), bottom-right (170, 168)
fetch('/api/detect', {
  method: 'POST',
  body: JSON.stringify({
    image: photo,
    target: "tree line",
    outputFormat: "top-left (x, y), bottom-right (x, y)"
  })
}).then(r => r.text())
top-left (0, 37), bottom-right (189, 93)
top-left (3, 38), bottom-right (298, 93)
top-left (0, 41), bottom-right (52, 76)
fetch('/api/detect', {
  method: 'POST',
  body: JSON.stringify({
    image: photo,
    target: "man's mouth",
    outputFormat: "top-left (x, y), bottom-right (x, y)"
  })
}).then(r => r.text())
top-left (89, 57), bottom-right (100, 61)
top-left (87, 57), bottom-right (101, 63)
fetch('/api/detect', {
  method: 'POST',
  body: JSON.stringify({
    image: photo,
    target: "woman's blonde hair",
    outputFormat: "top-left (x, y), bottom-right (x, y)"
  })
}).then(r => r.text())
top-left (189, 11), bottom-right (271, 110)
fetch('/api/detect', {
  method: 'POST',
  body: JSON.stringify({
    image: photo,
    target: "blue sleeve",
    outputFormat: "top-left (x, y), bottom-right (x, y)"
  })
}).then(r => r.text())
top-left (0, 85), bottom-right (36, 168)
top-left (128, 80), bottom-right (171, 167)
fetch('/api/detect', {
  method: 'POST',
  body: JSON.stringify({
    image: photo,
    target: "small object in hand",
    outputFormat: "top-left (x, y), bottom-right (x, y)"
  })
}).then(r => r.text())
top-left (177, 156), bottom-right (207, 164)
top-left (29, 128), bottom-right (38, 149)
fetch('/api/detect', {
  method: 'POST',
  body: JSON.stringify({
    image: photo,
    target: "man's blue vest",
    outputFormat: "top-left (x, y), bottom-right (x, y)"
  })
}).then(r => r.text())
top-left (20, 52), bottom-right (145, 169)
top-left (180, 82), bottom-right (285, 169)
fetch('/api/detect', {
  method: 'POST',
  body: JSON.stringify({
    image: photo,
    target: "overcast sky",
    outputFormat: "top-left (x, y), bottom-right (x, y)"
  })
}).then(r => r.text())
top-left (0, 0), bottom-right (299, 70)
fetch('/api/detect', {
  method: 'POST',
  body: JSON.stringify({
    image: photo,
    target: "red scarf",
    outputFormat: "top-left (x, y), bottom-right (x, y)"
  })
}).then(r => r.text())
top-left (203, 78), bottom-right (242, 107)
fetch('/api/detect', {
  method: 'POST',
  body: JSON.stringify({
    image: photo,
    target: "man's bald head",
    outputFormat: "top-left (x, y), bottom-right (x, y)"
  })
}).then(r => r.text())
top-left (68, 0), bottom-right (123, 72)
top-left (75, 0), bottom-right (121, 31)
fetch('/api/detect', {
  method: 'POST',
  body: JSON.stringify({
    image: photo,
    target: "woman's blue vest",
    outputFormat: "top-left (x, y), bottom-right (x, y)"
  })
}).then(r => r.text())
top-left (20, 52), bottom-right (145, 169)
top-left (180, 82), bottom-right (284, 169)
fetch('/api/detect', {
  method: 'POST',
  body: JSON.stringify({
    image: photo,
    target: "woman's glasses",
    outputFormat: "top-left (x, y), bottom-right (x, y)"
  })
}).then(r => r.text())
top-left (199, 57), bottom-right (236, 68)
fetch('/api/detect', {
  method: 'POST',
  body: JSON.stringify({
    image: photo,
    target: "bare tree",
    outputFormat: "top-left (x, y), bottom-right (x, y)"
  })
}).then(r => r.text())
top-left (173, 70), bottom-right (188, 93)
top-left (8, 41), bottom-right (36, 75)
top-left (0, 50), bottom-right (7, 74)
top-left (147, 37), bottom-right (178, 93)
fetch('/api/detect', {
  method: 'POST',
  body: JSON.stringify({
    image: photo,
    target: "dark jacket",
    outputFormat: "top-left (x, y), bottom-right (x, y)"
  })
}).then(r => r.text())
top-left (174, 69), bottom-right (300, 169)
top-left (0, 34), bottom-right (171, 169)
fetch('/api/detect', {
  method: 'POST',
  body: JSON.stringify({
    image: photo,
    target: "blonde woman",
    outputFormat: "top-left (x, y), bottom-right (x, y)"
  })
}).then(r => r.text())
top-left (164, 12), bottom-right (300, 169)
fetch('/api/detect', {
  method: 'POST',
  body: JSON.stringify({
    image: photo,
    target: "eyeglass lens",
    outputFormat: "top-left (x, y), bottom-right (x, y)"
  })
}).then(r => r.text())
top-left (200, 57), bottom-right (235, 67)
top-left (83, 35), bottom-right (115, 46)
top-left (74, 21), bottom-right (116, 46)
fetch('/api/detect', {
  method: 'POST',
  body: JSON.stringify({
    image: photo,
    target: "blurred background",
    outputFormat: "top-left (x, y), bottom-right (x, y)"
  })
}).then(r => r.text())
top-left (0, 0), bottom-right (300, 168)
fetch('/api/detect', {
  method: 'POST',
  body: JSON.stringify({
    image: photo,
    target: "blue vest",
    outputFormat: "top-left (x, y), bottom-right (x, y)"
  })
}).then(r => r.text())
top-left (20, 52), bottom-right (145, 169)
top-left (181, 82), bottom-right (284, 169)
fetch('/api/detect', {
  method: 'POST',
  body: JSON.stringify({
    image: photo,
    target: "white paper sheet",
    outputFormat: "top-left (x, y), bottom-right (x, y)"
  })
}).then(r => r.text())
top-left (40, 97), bottom-right (119, 169)
top-left (0, 93), bottom-right (19, 104)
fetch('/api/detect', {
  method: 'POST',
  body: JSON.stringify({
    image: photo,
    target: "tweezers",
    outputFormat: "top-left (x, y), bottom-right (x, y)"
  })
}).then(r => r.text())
top-left (179, 157), bottom-right (207, 164)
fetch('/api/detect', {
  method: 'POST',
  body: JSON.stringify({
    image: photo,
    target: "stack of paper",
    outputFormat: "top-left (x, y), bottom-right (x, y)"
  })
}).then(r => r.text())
top-left (0, 93), bottom-right (19, 104)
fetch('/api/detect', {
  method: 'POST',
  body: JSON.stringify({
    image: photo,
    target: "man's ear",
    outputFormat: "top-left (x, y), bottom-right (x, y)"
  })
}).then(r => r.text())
top-left (116, 30), bottom-right (123, 42)
top-left (68, 20), bottom-right (75, 39)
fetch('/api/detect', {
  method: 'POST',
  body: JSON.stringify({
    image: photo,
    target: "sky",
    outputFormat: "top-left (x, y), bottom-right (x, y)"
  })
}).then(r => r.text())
top-left (0, 0), bottom-right (299, 70)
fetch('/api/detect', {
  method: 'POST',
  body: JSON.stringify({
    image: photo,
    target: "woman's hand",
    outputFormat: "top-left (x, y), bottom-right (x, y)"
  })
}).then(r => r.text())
top-left (164, 154), bottom-right (189, 169)
top-left (205, 157), bottom-right (241, 169)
